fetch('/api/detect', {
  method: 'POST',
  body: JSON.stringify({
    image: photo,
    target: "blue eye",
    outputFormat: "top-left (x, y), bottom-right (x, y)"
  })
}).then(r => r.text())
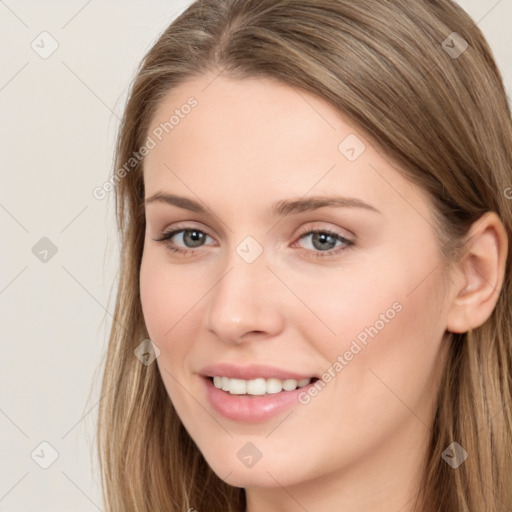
top-left (154, 227), bottom-right (354, 259)
top-left (155, 229), bottom-right (213, 255)
top-left (292, 228), bottom-right (354, 259)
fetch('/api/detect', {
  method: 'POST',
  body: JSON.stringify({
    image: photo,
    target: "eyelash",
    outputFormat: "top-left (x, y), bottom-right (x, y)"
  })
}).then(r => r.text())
top-left (154, 226), bottom-right (354, 260)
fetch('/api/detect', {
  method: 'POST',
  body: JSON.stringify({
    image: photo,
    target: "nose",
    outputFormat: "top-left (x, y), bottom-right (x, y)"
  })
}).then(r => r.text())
top-left (205, 247), bottom-right (285, 345)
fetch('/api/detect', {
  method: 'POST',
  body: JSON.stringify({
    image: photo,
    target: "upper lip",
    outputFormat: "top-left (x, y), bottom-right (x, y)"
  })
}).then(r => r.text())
top-left (199, 362), bottom-right (318, 381)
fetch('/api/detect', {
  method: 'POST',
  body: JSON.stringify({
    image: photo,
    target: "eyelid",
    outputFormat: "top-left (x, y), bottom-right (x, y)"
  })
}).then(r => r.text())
top-left (154, 222), bottom-right (355, 258)
top-left (154, 226), bottom-right (216, 246)
top-left (154, 221), bottom-right (215, 241)
top-left (156, 220), bottom-right (353, 242)
top-left (294, 222), bottom-right (354, 241)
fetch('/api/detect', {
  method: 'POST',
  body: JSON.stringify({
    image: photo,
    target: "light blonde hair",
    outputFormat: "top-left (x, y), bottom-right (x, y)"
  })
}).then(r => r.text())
top-left (96, 1), bottom-right (512, 510)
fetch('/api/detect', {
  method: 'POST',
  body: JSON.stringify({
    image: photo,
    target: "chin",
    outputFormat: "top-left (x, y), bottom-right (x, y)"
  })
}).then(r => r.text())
top-left (215, 468), bottom-right (291, 489)
top-left (202, 453), bottom-right (306, 489)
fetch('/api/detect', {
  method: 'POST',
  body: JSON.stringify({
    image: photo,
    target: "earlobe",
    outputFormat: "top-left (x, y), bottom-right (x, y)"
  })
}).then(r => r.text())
top-left (446, 211), bottom-right (508, 334)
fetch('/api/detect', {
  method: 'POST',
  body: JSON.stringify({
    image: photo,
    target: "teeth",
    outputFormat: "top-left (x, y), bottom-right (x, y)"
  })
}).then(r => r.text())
top-left (212, 376), bottom-right (313, 395)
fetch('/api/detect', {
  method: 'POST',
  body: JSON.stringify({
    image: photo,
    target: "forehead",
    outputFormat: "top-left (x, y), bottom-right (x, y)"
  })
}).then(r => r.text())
top-left (147, 73), bottom-right (343, 162)
top-left (142, 73), bottom-right (432, 223)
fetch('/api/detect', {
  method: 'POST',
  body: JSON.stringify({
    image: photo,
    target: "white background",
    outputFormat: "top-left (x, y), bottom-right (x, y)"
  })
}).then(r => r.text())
top-left (0, 1), bottom-right (510, 510)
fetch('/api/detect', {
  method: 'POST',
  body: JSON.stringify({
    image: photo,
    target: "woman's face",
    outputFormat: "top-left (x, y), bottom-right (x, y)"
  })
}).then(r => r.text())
top-left (140, 73), bottom-right (452, 495)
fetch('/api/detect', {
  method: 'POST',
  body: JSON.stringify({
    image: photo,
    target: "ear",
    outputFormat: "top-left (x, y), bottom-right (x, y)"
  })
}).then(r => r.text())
top-left (446, 211), bottom-right (508, 334)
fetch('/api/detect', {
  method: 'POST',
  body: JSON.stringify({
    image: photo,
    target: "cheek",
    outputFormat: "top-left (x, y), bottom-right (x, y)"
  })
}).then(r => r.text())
top-left (139, 248), bottom-right (213, 404)
top-left (309, 249), bottom-right (447, 433)
top-left (286, 263), bottom-right (410, 361)
top-left (139, 250), bottom-right (194, 343)
top-left (297, 238), bottom-right (444, 375)
top-left (139, 262), bottom-right (167, 340)
top-left (304, 239), bottom-right (445, 356)
top-left (139, 253), bottom-right (197, 408)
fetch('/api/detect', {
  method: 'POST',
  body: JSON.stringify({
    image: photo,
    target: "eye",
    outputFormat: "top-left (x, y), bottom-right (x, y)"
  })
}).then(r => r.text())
top-left (154, 228), bottom-right (214, 255)
top-left (292, 228), bottom-right (354, 259)
top-left (154, 226), bottom-right (354, 259)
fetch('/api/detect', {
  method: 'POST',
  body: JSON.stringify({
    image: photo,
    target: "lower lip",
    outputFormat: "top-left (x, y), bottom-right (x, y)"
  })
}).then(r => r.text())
top-left (202, 376), bottom-right (317, 423)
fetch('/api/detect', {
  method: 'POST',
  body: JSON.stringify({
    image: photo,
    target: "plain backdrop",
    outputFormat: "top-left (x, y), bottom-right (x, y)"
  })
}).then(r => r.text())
top-left (0, 1), bottom-right (510, 510)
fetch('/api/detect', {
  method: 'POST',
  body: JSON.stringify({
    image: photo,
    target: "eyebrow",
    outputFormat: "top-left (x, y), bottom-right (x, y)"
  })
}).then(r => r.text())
top-left (144, 192), bottom-right (381, 216)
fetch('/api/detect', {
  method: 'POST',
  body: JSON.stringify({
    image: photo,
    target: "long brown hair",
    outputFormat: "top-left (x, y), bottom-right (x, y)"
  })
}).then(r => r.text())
top-left (96, 1), bottom-right (512, 510)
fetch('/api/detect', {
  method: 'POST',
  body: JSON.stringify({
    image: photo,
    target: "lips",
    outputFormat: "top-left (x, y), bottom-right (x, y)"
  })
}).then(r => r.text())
top-left (202, 375), bottom-right (320, 422)
top-left (199, 362), bottom-right (318, 381)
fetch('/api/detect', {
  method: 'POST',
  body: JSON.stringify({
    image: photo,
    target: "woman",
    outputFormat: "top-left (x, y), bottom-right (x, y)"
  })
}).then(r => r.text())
top-left (96, 1), bottom-right (512, 510)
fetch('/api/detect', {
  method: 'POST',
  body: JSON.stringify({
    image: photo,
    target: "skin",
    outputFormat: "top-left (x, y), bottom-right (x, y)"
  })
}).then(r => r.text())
top-left (139, 71), bottom-right (508, 512)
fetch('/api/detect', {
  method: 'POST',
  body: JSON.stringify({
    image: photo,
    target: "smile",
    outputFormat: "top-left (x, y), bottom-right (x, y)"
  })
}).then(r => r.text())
top-left (211, 376), bottom-right (316, 395)
top-left (203, 376), bottom-right (321, 422)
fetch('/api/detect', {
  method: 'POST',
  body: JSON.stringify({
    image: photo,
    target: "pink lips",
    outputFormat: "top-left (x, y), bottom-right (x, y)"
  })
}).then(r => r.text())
top-left (198, 362), bottom-right (319, 423)
top-left (199, 362), bottom-right (317, 381)
top-left (202, 376), bottom-right (318, 422)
